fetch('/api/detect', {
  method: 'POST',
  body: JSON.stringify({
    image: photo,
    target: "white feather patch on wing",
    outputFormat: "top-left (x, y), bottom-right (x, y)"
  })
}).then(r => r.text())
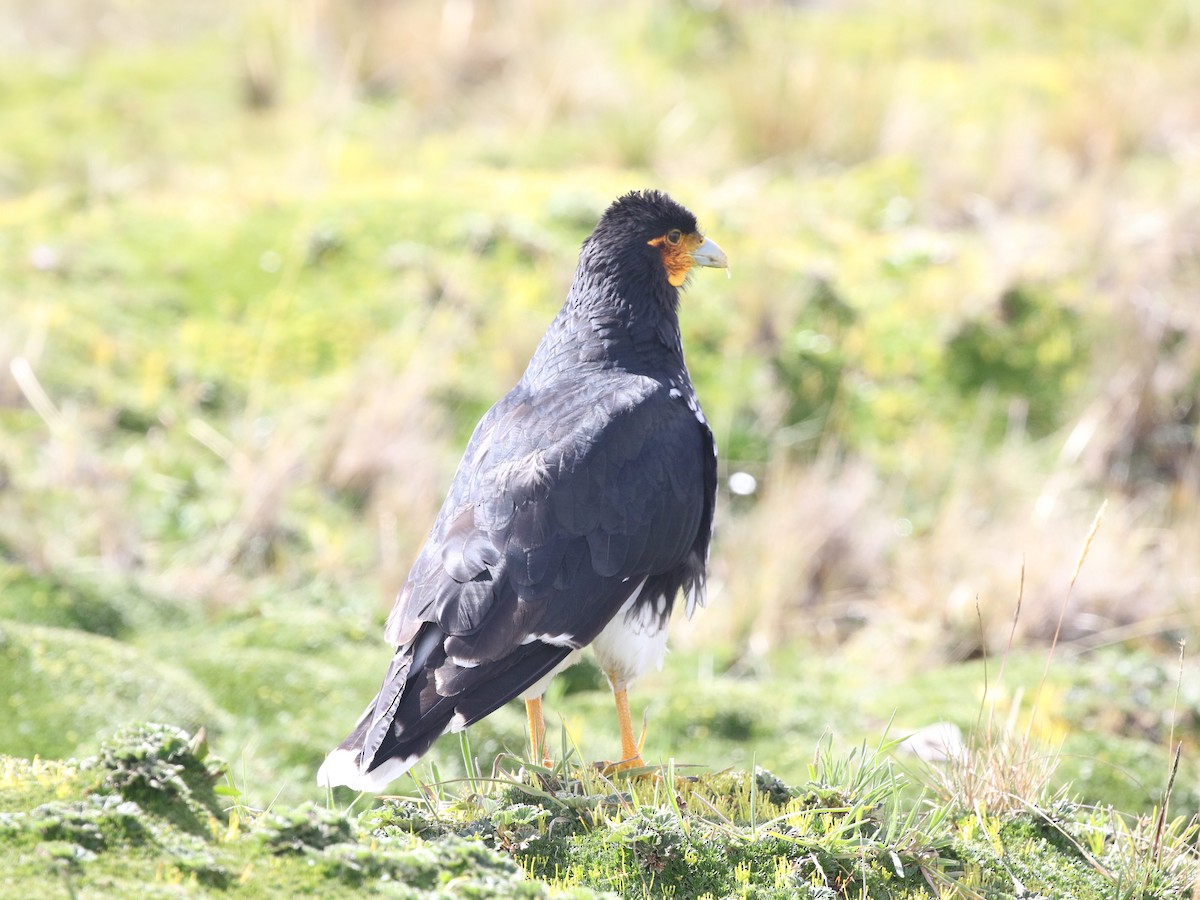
top-left (519, 632), bottom-right (578, 647)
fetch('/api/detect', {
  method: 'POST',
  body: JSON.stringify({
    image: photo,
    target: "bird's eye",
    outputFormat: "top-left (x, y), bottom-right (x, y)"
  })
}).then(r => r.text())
top-left (666, 229), bottom-right (683, 245)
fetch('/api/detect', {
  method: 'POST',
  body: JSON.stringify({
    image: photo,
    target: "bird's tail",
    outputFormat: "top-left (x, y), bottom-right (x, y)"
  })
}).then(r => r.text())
top-left (317, 708), bottom-right (448, 793)
top-left (316, 640), bottom-right (453, 792)
top-left (318, 630), bottom-right (579, 792)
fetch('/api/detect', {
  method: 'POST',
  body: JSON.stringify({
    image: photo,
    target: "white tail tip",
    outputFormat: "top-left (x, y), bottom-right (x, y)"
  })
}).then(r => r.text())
top-left (317, 748), bottom-right (418, 793)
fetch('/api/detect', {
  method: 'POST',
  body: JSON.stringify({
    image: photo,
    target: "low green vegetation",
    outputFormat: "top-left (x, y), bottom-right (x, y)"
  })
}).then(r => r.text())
top-left (2, 724), bottom-right (1195, 897)
top-left (1, 0), bottom-right (1198, 895)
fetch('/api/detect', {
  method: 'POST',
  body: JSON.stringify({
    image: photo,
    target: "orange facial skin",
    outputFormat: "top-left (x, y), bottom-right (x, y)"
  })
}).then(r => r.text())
top-left (647, 229), bottom-right (708, 287)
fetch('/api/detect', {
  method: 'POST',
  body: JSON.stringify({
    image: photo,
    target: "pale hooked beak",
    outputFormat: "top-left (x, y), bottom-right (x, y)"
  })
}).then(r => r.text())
top-left (691, 236), bottom-right (730, 277)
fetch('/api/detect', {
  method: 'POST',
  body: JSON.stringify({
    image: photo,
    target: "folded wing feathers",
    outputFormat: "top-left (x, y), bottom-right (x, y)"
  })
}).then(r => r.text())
top-left (330, 381), bottom-right (715, 787)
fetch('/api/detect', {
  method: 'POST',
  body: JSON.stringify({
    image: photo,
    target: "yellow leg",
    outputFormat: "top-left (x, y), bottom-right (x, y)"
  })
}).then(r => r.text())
top-left (611, 687), bottom-right (645, 770)
top-left (525, 697), bottom-right (550, 766)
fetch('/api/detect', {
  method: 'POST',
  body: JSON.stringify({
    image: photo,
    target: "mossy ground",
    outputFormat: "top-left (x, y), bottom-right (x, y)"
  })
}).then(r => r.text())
top-left (5, 724), bottom-right (1192, 898)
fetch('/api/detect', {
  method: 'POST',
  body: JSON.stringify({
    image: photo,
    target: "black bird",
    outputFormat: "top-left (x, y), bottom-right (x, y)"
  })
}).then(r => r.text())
top-left (319, 190), bottom-right (727, 791)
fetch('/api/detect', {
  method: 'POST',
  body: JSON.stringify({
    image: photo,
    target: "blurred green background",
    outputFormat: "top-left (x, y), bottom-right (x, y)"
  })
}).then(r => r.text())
top-left (1, 0), bottom-right (1197, 814)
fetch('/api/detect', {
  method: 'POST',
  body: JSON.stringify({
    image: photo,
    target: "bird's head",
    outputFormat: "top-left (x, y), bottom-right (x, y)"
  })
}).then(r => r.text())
top-left (584, 190), bottom-right (729, 291)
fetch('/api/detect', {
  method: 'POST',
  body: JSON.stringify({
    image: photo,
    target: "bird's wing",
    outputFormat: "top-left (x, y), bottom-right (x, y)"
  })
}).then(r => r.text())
top-left (351, 374), bottom-right (709, 771)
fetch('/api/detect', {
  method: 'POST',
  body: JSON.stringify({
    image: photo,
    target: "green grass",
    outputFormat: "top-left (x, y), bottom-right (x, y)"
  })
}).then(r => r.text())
top-left (1, 0), bottom-right (1199, 895)
top-left (2, 724), bottom-right (1194, 898)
